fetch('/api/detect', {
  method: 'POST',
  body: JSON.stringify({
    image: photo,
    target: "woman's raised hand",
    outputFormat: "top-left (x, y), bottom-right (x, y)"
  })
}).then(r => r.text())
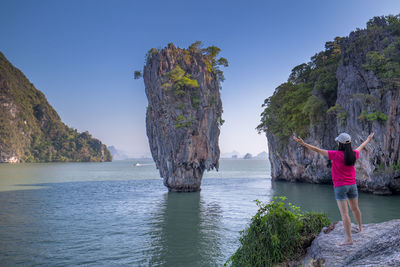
top-left (293, 136), bottom-right (306, 146)
top-left (367, 133), bottom-right (374, 141)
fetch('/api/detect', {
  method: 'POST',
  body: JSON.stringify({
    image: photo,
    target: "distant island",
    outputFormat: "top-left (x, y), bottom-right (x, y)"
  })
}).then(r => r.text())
top-left (242, 152), bottom-right (268, 160)
top-left (220, 151), bottom-right (268, 159)
top-left (0, 51), bottom-right (111, 163)
top-left (243, 153), bottom-right (252, 159)
top-left (107, 146), bottom-right (129, 161)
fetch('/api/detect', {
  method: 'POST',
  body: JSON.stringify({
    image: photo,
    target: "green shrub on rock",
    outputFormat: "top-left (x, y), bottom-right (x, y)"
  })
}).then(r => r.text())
top-left (226, 196), bottom-right (330, 267)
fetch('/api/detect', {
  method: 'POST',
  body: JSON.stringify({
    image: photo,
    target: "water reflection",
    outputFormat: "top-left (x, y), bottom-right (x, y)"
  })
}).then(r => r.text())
top-left (271, 180), bottom-right (400, 223)
top-left (148, 192), bottom-right (222, 266)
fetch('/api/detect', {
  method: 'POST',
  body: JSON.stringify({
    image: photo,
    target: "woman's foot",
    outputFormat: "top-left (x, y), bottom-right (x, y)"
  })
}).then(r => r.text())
top-left (351, 225), bottom-right (362, 233)
top-left (338, 240), bottom-right (353, 246)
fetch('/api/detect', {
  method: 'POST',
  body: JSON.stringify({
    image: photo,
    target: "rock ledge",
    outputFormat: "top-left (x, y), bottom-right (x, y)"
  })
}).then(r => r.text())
top-left (301, 219), bottom-right (400, 266)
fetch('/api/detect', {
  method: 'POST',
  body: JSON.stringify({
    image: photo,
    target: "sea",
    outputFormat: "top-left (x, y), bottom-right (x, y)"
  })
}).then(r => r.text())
top-left (1, 159), bottom-right (400, 266)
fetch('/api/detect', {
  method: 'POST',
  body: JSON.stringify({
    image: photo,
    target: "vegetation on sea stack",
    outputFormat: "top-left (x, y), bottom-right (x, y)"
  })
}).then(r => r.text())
top-left (134, 41), bottom-right (228, 129)
top-left (226, 197), bottom-right (330, 267)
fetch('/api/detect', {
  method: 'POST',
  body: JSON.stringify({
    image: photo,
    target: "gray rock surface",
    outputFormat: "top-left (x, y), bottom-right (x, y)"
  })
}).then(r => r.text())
top-left (143, 43), bottom-right (222, 192)
top-left (301, 219), bottom-right (400, 266)
top-left (266, 20), bottom-right (400, 194)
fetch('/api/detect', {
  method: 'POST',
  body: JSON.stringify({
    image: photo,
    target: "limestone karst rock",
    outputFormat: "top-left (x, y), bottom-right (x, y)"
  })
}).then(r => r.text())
top-left (141, 43), bottom-right (226, 192)
top-left (0, 51), bottom-right (111, 163)
top-left (259, 15), bottom-right (400, 194)
top-left (301, 220), bottom-right (400, 266)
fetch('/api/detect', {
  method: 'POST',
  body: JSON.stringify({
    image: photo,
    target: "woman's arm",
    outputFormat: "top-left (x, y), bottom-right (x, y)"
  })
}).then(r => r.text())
top-left (356, 133), bottom-right (374, 152)
top-left (292, 136), bottom-right (329, 157)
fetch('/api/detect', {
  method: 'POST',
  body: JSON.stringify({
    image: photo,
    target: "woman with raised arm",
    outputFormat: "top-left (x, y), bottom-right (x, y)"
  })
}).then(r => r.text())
top-left (293, 132), bottom-right (374, 246)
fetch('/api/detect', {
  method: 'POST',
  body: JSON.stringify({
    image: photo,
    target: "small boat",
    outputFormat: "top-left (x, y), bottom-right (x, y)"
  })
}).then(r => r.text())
top-left (133, 163), bottom-right (141, 167)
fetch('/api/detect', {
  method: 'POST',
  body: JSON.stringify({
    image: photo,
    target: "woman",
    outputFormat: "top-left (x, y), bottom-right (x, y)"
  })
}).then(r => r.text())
top-left (293, 132), bottom-right (374, 245)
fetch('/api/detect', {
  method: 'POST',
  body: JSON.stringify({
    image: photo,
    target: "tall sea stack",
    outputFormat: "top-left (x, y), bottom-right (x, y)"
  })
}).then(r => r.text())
top-left (141, 42), bottom-right (227, 192)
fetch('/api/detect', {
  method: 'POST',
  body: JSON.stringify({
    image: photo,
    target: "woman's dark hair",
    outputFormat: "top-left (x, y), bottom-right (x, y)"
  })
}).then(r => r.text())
top-left (338, 143), bottom-right (356, 166)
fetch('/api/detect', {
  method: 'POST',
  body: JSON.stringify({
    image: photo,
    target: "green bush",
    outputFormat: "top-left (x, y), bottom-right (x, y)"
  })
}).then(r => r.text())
top-left (163, 65), bottom-right (199, 97)
top-left (358, 110), bottom-right (388, 123)
top-left (175, 115), bottom-right (192, 129)
top-left (327, 104), bottom-right (347, 122)
top-left (393, 160), bottom-right (400, 172)
top-left (226, 196), bottom-right (330, 267)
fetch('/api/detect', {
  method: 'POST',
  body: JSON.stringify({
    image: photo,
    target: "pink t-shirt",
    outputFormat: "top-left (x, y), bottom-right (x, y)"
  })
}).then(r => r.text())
top-left (328, 150), bottom-right (359, 187)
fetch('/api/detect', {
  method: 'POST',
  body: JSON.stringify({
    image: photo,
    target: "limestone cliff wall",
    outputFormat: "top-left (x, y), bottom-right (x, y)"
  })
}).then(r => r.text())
top-left (143, 43), bottom-right (223, 192)
top-left (266, 18), bottom-right (400, 194)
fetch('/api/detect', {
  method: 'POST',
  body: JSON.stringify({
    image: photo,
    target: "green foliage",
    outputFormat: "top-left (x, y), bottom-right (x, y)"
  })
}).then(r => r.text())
top-left (257, 82), bottom-right (312, 141)
top-left (188, 41), bottom-right (229, 86)
top-left (327, 104), bottom-right (347, 122)
top-left (191, 94), bottom-right (201, 108)
top-left (146, 48), bottom-right (160, 63)
top-left (217, 57), bottom-right (229, 67)
top-left (358, 15), bottom-right (400, 90)
top-left (393, 160), bottom-right (400, 172)
top-left (138, 42), bottom-right (228, 131)
top-left (164, 65), bottom-right (199, 97)
top-left (302, 95), bottom-right (326, 124)
top-left (176, 103), bottom-right (185, 110)
top-left (353, 93), bottom-right (381, 107)
top-left (217, 116), bottom-right (225, 126)
top-left (226, 196), bottom-right (330, 267)
top-left (175, 115), bottom-right (193, 129)
top-left (363, 47), bottom-right (400, 90)
top-left (134, 70), bottom-right (142, 79)
top-left (0, 52), bottom-right (112, 163)
top-left (258, 37), bottom-right (341, 141)
top-left (176, 115), bottom-right (185, 121)
top-left (358, 110), bottom-right (388, 123)
top-left (161, 82), bottom-right (172, 90)
top-left (189, 40), bottom-right (203, 52)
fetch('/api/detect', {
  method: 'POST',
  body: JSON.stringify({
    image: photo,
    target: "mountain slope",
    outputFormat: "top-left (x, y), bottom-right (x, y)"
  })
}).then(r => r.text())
top-left (0, 51), bottom-right (111, 163)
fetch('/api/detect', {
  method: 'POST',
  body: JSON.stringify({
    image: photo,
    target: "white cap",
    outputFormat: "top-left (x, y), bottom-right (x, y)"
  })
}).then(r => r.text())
top-left (335, 132), bottom-right (351, 144)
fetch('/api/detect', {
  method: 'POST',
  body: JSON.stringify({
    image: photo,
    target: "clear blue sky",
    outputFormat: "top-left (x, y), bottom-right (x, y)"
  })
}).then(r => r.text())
top-left (1, 0), bottom-right (400, 157)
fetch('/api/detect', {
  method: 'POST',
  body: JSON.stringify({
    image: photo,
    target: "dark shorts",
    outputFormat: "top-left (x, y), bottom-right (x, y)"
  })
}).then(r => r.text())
top-left (334, 184), bottom-right (358, 200)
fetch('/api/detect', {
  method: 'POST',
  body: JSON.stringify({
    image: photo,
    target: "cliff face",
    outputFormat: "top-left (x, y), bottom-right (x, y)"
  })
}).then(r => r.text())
top-left (261, 16), bottom-right (400, 194)
top-left (143, 43), bottom-right (224, 192)
top-left (0, 51), bottom-right (112, 163)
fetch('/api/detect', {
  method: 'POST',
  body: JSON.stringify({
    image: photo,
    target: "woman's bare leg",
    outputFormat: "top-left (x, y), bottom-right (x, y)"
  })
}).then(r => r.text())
top-left (336, 200), bottom-right (353, 245)
top-left (348, 197), bottom-right (362, 232)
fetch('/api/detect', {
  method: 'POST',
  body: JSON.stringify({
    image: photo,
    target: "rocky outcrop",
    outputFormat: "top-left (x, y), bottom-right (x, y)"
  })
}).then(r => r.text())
top-left (301, 220), bottom-right (400, 266)
top-left (0, 51), bottom-right (112, 162)
top-left (264, 16), bottom-right (400, 194)
top-left (143, 43), bottom-right (225, 192)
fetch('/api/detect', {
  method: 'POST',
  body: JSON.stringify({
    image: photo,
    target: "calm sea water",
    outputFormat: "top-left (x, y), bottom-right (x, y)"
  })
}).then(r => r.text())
top-left (1, 159), bottom-right (400, 266)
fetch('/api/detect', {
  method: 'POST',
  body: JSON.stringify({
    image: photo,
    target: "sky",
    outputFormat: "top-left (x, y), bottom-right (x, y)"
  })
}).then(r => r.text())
top-left (1, 0), bottom-right (400, 157)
